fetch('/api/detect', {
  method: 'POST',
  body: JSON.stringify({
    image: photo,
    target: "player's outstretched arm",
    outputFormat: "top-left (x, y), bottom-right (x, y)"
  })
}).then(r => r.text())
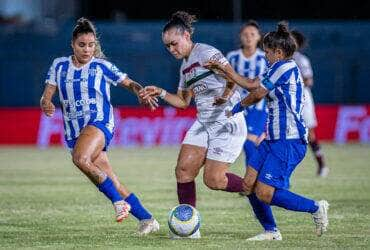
top-left (139, 86), bottom-right (192, 109)
top-left (227, 86), bottom-right (268, 117)
top-left (204, 60), bottom-right (260, 91)
top-left (119, 77), bottom-right (158, 110)
top-left (40, 84), bottom-right (56, 117)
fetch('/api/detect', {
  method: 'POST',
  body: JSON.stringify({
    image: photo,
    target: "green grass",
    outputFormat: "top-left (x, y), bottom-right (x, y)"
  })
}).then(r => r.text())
top-left (0, 144), bottom-right (369, 249)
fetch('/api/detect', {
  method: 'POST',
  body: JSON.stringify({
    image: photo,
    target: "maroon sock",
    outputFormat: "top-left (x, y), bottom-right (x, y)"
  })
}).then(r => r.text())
top-left (177, 181), bottom-right (196, 207)
top-left (225, 173), bottom-right (244, 192)
top-left (310, 140), bottom-right (325, 170)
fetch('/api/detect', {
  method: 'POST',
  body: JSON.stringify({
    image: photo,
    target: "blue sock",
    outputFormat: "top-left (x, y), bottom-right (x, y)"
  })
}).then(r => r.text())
top-left (125, 193), bottom-right (152, 221)
top-left (247, 193), bottom-right (277, 231)
top-left (244, 140), bottom-right (257, 166)
top-left (97, 177), bottom-right (123, 203)
top-left (271, 189), bottom-right (318, 213)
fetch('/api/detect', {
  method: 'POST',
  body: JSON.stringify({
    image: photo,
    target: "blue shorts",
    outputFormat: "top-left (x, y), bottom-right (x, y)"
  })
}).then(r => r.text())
top-left (249, 139), bottom-right (307, 189)
top-left (244, 108), bottom-right (267, 137)
top-left (66, 121), bottom-right (113, 151)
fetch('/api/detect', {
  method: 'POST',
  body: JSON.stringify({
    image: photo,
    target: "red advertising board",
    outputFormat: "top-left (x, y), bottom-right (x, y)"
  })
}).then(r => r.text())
top-left (0, 105), bottom-right (369, 147)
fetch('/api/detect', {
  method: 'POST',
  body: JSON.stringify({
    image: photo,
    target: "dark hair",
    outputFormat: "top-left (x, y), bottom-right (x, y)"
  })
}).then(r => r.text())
top-left (291, 29), bottom-right (307, 50)
top-left (163, 11), bottom-right (197, 35)
top-left (240, 19), bottom-right (260, 33)
top-left (263, 21), bottom-right (297, 58)
top-left (72, 17), bottom-right (105, 59)
top-left (240, 19), bottom-right (262, 48)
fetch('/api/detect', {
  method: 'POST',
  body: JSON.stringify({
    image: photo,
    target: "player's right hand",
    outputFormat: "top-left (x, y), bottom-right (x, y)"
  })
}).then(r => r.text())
top-left (139, 86), bottom-right (161, 99)
top-left (40, 100), bottom-right (55, 117)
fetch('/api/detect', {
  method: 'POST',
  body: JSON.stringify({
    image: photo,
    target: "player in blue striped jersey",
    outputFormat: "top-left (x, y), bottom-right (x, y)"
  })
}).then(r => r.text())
top-left (226, 20), bottom-right (268, 167)
top-left (206, 22), bottom-right (329, 241)
top-left (40, 17), bottom-right (159, 235)
top-left (227, 20), bottom-right (279, 237)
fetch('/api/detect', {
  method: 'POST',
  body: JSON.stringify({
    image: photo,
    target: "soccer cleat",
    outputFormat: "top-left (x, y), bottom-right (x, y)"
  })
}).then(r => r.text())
top-left (318, 167), bottom-right (330, 178)
top-left (113, 200), bottom-right (131, 222)
top-left (246, 230), bottom-right (282, 241)
top-left (312, 200), bottom-right (329, 236)
top-left (169, 228), bottom-right (201, 239)
top-left (138, 218), bottom-right (160, 236)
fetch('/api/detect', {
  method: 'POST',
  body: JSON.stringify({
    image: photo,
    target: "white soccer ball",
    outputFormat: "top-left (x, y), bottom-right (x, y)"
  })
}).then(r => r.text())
top-left (168, 204), bottom-right (201, 237)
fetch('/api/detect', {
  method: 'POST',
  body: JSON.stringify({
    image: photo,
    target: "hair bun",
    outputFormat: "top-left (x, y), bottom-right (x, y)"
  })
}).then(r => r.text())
top-left (277, 21), bottom-right (289, 34)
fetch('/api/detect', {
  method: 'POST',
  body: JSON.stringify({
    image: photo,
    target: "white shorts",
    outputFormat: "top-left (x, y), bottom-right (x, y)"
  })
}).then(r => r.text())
top-left (302, 87), bottom-right (317, 128)
top-left (182, 112), bottom-right (247, 163)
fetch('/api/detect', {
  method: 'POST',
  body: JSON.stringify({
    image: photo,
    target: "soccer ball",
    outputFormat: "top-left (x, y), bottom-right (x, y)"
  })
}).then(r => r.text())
top-left (168, 204), bottom-right (201, 237)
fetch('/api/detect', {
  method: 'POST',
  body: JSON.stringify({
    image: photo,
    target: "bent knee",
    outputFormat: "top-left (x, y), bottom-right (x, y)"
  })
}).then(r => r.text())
top-left (255, 185), bottom-right (274, 204)
top-left (175, 164), bottom-right (198, 182)
top-left (72, 153), bottom-right (91, 168)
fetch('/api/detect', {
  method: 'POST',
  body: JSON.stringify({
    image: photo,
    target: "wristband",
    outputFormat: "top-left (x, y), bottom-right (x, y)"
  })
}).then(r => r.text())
top-left (159, 89), bottom-right (167, 99)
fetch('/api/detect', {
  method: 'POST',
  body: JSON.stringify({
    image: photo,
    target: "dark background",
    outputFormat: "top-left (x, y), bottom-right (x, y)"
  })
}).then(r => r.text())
top-left (79, 0), bottom-right (369, 21)
top-left (0, 0), bottom-right (369, 106)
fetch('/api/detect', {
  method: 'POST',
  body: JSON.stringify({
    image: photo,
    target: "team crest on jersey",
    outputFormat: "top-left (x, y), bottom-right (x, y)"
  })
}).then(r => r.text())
top-left (61, 71), bottom-right (67, 78)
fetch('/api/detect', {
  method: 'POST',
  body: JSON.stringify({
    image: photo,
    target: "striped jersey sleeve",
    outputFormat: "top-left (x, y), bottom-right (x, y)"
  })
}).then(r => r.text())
top-left (96, 59), bottom-right (127, 86)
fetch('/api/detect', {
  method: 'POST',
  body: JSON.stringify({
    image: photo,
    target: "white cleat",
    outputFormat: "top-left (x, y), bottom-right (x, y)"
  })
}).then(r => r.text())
top-left (246, 230), bottom-right (282, 241)
top-left (169, 228), bottom-right (201, 239)
top-left (113, 200), bottom-right (131, 222)
top-left (318, 167), bottom-right (330, 178)
top-left (138, 218), bottom-right (160, 236)
top-left (312, 200), bottom-right (329, 236)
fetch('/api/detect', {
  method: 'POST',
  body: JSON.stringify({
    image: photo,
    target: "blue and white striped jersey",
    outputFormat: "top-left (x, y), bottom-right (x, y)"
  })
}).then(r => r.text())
top-left (45, 56), bottom-right (127, 141)
top-left (262, 59), bottom-right (308, 141)
top-left (226, 48), bottom-right (268, 111)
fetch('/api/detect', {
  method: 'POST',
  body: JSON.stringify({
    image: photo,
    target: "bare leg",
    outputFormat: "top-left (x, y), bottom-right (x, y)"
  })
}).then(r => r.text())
top-left (72, 125), bottom-right (107, 184)
top-left (175, 144), bottom-right (206, 207)
top-left (94, 151), bottom-right (130, 198)
top-left (203, 159), bottom-right (243, 192)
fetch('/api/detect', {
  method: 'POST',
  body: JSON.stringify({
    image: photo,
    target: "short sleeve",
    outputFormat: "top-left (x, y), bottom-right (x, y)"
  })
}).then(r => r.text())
top-left (298, 56), bottom-right (313, 78)
top-left (200, 47), bottom-right (229, 66)
top-left (98, 60), bottom-right (127, 86)
top-left (45, 59), bottom-right (57, 86)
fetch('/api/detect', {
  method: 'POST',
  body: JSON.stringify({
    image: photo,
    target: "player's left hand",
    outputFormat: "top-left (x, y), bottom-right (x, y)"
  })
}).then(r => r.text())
top-left (213, 96), bottom-right (228, 106)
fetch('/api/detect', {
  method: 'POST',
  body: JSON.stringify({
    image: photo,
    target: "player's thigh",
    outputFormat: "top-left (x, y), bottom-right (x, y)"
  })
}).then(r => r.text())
top-left (207, 112), bottom-right (247, 163)
top-left (176, 144), bottom-right (207, 177)
top-left (73, 125), bottom-right (105, 163)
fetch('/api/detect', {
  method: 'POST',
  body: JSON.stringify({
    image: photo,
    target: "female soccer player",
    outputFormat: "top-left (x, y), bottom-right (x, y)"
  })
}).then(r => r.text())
top-left (226, 20), bottom-right (278, 236)
top-left (40, 17), bottom-right (159, 235)
top-left (205, 22), bottom-right (329, 241)
top-left (227, 20), bottom-right (268, 160)
top-left (140, 11), bottom-right (247, 238)
top-left (291, 30), bottom-right (329, 177)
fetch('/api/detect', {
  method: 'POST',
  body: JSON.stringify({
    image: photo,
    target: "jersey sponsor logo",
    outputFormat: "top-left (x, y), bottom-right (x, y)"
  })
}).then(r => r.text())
top-left (88, 68), bottom-right (97, 76)
top-left (192, 83), bottom-right (208, 95)
top-left (62, 98), bottom-right (97, 109)
top-left (65, 109), bottom-right (97, 120)
top-left (66, 77), bottom-right (88, 84)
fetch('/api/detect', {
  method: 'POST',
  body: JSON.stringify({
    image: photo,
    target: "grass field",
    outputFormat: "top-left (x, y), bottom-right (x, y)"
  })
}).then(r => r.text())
top-left (0, 144), bottom-right (370, 249)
